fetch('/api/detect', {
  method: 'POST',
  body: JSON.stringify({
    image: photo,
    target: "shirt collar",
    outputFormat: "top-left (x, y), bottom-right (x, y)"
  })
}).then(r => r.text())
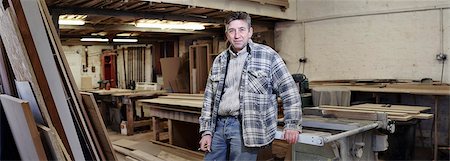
top-left (228, 39), bottom-right (252, 57)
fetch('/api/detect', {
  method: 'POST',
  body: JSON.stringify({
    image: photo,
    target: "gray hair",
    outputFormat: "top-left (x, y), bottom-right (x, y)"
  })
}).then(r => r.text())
top-left (224, 11), bottom-right (251, 32)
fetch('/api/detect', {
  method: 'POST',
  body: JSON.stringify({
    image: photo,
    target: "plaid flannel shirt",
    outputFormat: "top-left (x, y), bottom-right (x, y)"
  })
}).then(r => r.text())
top-left (199, 40), bottom-right (302, 147)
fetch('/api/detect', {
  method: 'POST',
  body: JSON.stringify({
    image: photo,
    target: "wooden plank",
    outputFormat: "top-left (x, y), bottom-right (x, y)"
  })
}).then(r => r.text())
top-left (111, 90), bottom-right (166, 97)
top-left (112, 145), bottom-right (132, 156)
top-left (139, 98), bottom-right (203, 108)
top-left (321, 109), bottom-right (379, 121)
top-left (412, 113), bottom-right (434, 120)
top-left (0, 1), bottom-right (71, 158)
top-left (388, 115), bottom-right (413, 121)
top-left (127, 141), bottom-right (162, 156)
top-left (166, 93), bottom-right (204, 97)
top-left (352, 103), bottom-right (430, 112)
top-left (321, 105), bottom-right (420, 114)
top-left (113, 139), bottom-right (139, 149)
top-left (321, 108), bottom-right (414, 121)
top-left (129, 150), bottom-right (165, 161)
top-left (150, 140), bottom-right (204, 160)
top-left (159, 95), bottom-right (204, 100)
top-left (125, 156), bottom-right (140, 161)
top-left (320, 106), bottom-right (411, 115)
top-left (90, 88), bottom-right (134, 95)
top-left (0, 94), bottom-right (47, 160)
top-left (36, 124), bottom-right (67, 161)
top-left (80, 92), bottom-right (117, 160)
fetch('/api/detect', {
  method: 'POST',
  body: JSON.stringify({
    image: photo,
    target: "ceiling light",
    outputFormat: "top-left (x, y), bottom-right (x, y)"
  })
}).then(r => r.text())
top-left (113, 38), bottom-right (138, 43)
top-left (59, 19), bottom-right (85, 25)
top-left (80, 38), bottom-right (109, 42)
top-left (135, 19), bottom-right (205, 30)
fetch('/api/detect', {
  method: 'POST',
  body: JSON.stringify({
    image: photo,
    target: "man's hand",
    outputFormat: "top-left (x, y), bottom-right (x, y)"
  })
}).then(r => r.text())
top-left (284, 129), bottom-right (300, 144)
top-left (199, 135), bottom-right (212, 152)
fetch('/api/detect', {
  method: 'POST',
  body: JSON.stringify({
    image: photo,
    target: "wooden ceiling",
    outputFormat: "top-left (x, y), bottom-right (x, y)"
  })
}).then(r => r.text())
top-left (45, 0), bottom-right (291, 45)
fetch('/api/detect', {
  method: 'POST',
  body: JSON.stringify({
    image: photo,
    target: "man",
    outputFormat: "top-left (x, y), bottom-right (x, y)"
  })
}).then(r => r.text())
top-left (198, 11), bottom-right (302, 161)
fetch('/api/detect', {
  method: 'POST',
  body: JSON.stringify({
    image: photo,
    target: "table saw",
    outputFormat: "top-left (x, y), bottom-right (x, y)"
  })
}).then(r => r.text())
top-left (275, 112), bottom-right (394, 161)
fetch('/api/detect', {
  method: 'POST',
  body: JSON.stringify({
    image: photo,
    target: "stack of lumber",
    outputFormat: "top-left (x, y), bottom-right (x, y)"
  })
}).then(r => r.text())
top-left (0, 0), bottom-right (115, 160)
top-left (112, 139), bottom-right (204, 161)
top-left (319, 103), bottom-right (433, 121)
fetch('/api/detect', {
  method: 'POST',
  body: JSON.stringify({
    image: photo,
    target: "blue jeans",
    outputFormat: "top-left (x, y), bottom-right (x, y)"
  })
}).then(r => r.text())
top-left (204, 116), bottom-right (259, 161)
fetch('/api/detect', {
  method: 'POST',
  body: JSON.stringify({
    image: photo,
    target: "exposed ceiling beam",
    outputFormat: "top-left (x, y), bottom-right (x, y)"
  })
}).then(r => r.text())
top-left (49, 6), bottom-right (223, 24)
top-left (49, 6), bottom-right (275, 27)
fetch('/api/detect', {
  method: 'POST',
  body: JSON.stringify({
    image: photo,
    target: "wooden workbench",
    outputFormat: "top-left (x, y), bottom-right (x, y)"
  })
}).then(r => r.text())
top-left (88, 89), bottom-right (166, 135)
top-left (137, 95), bottom-right (203, 150)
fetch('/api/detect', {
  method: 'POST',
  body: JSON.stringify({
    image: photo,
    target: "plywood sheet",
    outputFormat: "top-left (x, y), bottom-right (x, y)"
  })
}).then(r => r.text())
top-left (160, 57), bottom-right (181, 92)
top-left (81, 76), bottom-right (93, 90)
top-left (15, 80), bottom-right (45, 124)
top-left (0, 94), bottom-right (47, 160)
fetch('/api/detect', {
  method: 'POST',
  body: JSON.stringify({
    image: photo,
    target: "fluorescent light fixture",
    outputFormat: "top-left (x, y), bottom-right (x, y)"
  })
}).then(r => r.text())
top-left (116, 33), bottom-right (133, 37)
top-left (113, 38), bottom-right (138, 43)
top-left (59, 19), bottom-right (85, 25)
top-left (135, 20), bottom-right (205, 30)
top-left (80, 38), bottom-right (109, 42)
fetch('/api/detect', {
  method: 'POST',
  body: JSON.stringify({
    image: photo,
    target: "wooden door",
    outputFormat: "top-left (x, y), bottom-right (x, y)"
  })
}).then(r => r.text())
top-left (101, 52), bottom-right (117, 88)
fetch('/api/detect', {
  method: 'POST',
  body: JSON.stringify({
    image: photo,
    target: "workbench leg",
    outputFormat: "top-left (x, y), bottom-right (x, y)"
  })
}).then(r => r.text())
top-left (168, 119), bottom-right (173, 145)
top-left (126, 103), bottom-right (134, 136)
top-left (433, 96), bottom-right (439, 161)
top-left (374, 93), bottom-right (380, 104)
top-left (152, 117), bottom-right (160, 141)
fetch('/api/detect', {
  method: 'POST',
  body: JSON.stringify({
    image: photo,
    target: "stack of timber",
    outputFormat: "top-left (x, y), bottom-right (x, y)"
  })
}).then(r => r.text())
top-left (0, 0), bottom-right (115, 160)
top-left (112, 139), bottom-right (204, 161)
top-left (318, 103), bottom-right (433, 121)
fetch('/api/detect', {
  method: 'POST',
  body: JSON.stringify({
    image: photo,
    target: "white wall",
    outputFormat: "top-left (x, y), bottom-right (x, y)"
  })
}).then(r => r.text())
top-left (62, 45), bottom-right (113, 88)
top-left (275, 1), bottom-right (450, 83)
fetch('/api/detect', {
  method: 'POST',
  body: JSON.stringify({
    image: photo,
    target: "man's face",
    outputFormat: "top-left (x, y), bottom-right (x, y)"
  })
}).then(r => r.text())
top-left (226, 19), bottom-right (253, 52)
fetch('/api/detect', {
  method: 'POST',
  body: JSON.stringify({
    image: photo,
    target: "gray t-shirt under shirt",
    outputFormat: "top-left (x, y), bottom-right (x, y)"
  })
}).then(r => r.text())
top-left (218, 47), bottom-right (248, 116)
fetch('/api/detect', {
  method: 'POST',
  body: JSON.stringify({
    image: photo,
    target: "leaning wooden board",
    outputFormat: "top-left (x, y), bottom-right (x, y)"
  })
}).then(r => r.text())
top-left (0, 95), bottom-right (47, 160)
top-left (20, 0), bottom-right (89, 159)
top-left (80, 92), bottom-right (117, 161)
